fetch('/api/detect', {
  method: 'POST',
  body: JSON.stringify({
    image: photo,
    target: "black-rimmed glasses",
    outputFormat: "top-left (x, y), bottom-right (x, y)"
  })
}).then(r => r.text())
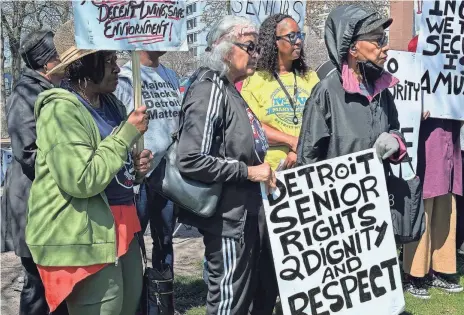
top-left (233, 41), bottom-right (261, 56)
top-left (276, 32), bottom-right (306, 45)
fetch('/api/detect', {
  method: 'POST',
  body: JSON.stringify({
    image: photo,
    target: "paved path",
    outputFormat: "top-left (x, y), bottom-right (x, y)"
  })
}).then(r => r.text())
top-left (1, 225), bottom-right (204, 315)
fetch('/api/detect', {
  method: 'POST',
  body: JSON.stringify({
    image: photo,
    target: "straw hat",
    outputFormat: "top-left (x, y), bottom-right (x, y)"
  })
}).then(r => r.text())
top-left (48, 20), bottom-right (97, 75)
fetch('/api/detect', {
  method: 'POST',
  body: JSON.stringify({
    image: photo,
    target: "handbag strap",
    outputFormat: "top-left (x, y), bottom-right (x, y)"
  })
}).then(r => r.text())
top-left (135, 231), bottom-right (148, 267)
top-left (387, 154), bottom-right (415, 176)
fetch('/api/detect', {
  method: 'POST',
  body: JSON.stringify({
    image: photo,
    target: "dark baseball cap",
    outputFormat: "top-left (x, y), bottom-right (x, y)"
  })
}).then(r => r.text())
top-left (355, 11), bottom-right (393, 37)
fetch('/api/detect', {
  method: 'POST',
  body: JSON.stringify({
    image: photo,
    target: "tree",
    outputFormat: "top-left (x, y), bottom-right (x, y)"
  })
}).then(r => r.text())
top-left (306, 1), bottom-right (390, 39)
top-left (1, 3), bottom-right (7, 139)
top-left (200, 0), bottom-right (229, 32)
top-left (160, 51), bottom-right (198, 78)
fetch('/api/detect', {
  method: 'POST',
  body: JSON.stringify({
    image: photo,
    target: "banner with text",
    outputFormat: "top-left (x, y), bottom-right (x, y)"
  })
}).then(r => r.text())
top-left (262, 149), bottom-right (405, 315)
top-left (231, 0), bottom-right (306, 29)
top-left (386, 51), bottom-right (423, 177)
top-left (73, 0), bottom-right (187, 51)
top-left (417, 0), bottom-right (464, 120)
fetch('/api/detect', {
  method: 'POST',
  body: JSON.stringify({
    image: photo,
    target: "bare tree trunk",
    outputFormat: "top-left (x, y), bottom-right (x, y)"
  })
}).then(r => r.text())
top-left (2, 1), bottom-right (27, 85)
top-left (1, 4), bottom-right (7, 139)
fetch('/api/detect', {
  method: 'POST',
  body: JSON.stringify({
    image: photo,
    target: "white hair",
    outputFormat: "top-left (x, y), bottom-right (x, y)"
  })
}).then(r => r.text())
top-left (201, 15), bottom-right (258, 77)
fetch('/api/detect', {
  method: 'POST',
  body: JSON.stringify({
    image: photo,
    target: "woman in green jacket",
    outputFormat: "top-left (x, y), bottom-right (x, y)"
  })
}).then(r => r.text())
top-left (26, 20), bottom-right (151, 315)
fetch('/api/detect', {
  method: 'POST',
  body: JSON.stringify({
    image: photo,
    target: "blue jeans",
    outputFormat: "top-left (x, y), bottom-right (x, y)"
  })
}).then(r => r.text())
top-left (136, 175), bottom-right (175, 270)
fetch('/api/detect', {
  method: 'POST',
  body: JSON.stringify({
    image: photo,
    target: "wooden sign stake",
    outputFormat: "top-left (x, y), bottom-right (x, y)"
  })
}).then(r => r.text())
top-left (131, 50), bottom-right (144, 154)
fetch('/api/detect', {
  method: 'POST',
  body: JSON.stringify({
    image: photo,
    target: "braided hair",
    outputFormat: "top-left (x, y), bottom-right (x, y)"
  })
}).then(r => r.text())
top-left (257, 14), bottom-right (309, 76)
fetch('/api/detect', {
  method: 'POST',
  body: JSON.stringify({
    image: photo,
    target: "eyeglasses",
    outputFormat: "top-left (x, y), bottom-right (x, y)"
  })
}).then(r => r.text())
top-left (276, 32), bottom-right (306, 45)
top-left (355, 32), bottom-right (389, 47)
top-left (233, 41), bottom-right (261, 56)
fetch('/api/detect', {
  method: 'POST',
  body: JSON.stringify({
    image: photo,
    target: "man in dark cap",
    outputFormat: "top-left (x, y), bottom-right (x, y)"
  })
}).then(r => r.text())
top-left (3, 30), bottom-right (68, 315)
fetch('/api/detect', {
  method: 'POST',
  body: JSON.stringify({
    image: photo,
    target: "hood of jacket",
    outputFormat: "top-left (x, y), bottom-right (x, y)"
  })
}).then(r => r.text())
top-left (324, 5), bottom-right (381, 73)
top-left (34, 88), bottom-right (80, 120)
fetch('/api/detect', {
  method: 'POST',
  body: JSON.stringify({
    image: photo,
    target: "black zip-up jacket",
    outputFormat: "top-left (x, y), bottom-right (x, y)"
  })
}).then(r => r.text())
top-left (176, 68), bottom-right (262, 239)
top-left (297, 5), bottom-right (404, 165)
top-left (3, 68), bottom-right (54, 256)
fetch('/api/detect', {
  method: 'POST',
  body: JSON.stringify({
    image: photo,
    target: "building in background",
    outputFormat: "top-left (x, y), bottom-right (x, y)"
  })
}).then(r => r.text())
top-left (186, 0), bottom-right (208, 58)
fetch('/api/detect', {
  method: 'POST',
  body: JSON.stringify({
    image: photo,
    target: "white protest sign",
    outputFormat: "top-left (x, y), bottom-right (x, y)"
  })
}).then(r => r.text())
top-left (73, 0), bottom-right (187, 51)
top-left (417, 0), bottom-right (464, 120)
top-left (386, 51), bottom-right (423, 178)
top-left (262, 149), bottom-right (405, 315)
top-left (231, 0), bottom-right (306, 29)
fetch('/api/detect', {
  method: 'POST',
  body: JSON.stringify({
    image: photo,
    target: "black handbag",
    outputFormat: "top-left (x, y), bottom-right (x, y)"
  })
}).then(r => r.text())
top-left (151, 75), bottom-right (225, 218)
top-left (137, 232), bottom-right (174, 315)
top-left (387, 158), bottom-right (425, 244)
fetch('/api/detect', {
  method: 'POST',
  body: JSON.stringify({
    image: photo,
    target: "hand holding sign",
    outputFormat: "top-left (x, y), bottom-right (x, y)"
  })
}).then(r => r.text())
top-left (248, 162), bottom-right (276, 191)
top-left (128, 105), bottom-right (149, 134)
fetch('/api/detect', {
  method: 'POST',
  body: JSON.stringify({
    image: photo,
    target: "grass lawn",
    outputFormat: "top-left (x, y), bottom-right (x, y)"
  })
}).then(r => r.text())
top-left (177, 254), bottom-right (464, 315)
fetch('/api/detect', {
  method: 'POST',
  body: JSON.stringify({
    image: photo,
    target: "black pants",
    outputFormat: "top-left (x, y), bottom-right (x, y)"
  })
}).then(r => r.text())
top-left (136, 176), bottom-right (176, 270)
top-left (249, 207), bottom-right (279, 315)
top-left (203, 214), bottom-right (260, 315)
top-left (20, 257), bottom-right (68, 315)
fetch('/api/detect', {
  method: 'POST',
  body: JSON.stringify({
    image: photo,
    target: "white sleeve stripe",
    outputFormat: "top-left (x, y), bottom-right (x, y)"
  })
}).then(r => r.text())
top-left (201, 75), bottom-right (224, 156)
top-left (200, 73), bottom-right (219, 154)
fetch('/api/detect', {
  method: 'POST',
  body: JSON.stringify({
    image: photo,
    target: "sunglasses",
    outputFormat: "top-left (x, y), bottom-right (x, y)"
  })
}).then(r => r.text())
top-left (234, 41), bottom-right (261, 56)
top-left (355, 32), bottom-right (389, 47)
top-left (276, 32), bottom-right (306, 45)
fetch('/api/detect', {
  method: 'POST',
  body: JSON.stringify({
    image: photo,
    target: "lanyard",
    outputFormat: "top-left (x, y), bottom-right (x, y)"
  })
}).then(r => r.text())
top-left (273, 71), bottom-right (299, 125)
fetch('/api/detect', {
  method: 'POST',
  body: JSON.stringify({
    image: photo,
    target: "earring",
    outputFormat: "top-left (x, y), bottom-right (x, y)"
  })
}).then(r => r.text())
top-left (78, 78), bottom-right (88, 90)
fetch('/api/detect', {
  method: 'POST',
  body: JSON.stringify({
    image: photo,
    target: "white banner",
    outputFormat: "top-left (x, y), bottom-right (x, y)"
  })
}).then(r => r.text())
top-left (386, 51), bottom-right (423, 178)
top-left (262, 149), bottom-right (405, 315)
top-left (230, 0), bottom-right (306, 29)
top-left (417, 0), bottom-right (464, 120)
top-left (73, 0), bottom-right (187, 51)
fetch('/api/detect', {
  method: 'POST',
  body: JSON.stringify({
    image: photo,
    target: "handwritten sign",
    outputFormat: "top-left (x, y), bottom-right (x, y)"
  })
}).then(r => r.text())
top-left (386, 51), bottom-right (423, 178)
top-left (73, 0), bottom-right (187, 51)
top-left (262, 149), bottom-right (405, 315)
top-left (417, 0), bottom-right (464, 120)
top-left (231, 0), bottom-right (306, 29)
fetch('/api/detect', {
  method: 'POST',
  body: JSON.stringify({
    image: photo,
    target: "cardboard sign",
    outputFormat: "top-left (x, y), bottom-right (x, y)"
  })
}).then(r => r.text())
top-left (417, 0), bottom-right (464, 120)
top-left (231, 0), bottom-right (306, 29)
top-left (261, 149), bottom-right (405, 315)
top-left (73, 0), bottom-right (187, 51)
top-left (386, 51), bottom-right (423, 178)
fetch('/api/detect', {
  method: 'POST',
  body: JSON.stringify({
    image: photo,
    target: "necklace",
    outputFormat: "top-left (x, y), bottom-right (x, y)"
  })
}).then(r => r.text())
top-left (71, 83), bottom-right (100, 108)
top-left (273, 71), bottom-right (299, 125)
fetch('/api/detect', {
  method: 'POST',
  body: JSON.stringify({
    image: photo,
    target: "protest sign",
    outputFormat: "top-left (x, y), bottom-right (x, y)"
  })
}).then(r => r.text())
top-left (414, 0), bottom-right (423, 36)
top-left (231, 0), bottom-right (306, 29)
top-left (73, 0), bottom-right (187, 51)
top-left (417, 0), bottom-right (464, 120)
top-left (262, 149), bottom-right (405, 315)
top-left (72, 0), bottom-right (188, 152)
top-left (386, 51), bottom-right (423, 178)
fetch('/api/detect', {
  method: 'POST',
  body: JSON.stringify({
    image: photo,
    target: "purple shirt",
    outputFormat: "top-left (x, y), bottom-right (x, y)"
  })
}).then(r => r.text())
top-left (417, 118), bottom-right (462, 199)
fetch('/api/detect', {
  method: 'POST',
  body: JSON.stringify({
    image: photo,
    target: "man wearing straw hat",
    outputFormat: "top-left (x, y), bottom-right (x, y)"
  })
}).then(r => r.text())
top-left (3, 30), bottom-right (68, 315)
